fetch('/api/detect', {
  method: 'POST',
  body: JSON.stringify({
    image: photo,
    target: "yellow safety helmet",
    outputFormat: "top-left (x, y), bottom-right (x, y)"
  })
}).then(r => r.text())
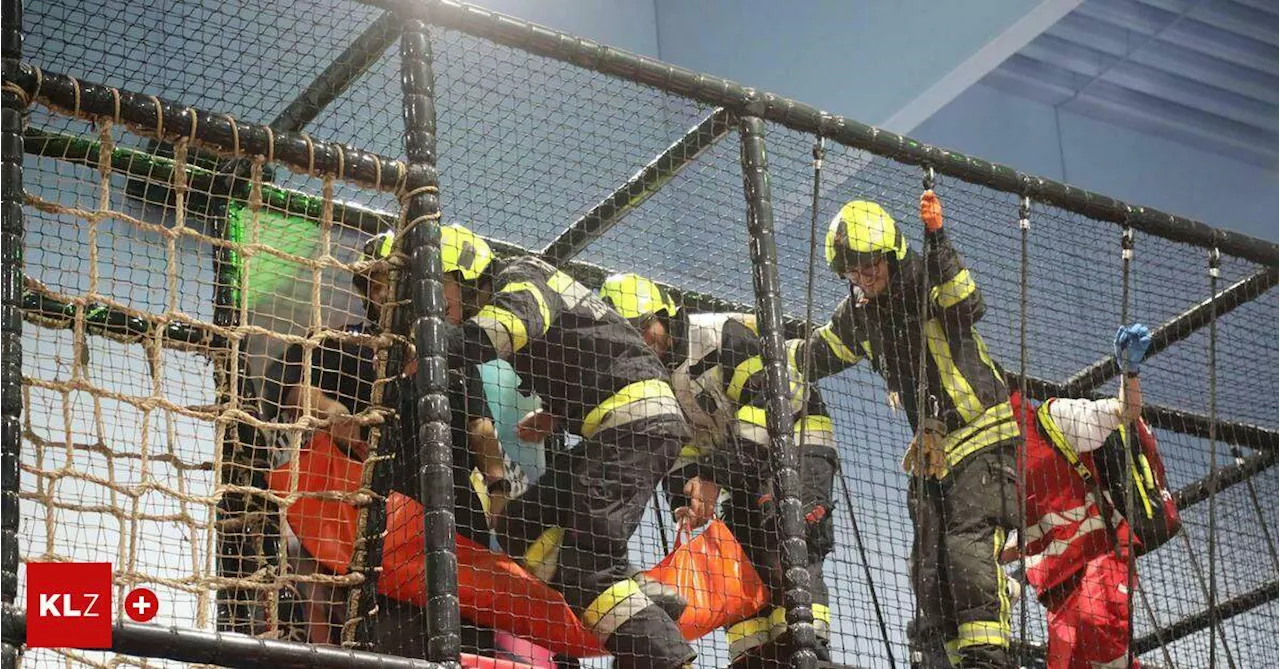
top-left (824, 200), bottom-right (907, 276)
top-left (599, 273), bottom-right (679, 321)
top-left (357, 224), bottom-right (494, 284)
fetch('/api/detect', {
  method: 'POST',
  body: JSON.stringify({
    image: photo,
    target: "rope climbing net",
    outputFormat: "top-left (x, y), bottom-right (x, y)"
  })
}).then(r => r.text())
top-left (3, 1), bottom-right (1276, 668)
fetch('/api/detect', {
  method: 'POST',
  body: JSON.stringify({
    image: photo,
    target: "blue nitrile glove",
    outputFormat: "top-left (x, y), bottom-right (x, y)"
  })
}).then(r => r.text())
top-left (1114, 323), bottom-right (1152, 374)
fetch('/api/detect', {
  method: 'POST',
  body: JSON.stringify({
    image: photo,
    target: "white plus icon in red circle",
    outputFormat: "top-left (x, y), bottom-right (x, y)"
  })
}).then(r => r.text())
top-left (124, 588), bottom-right (158, 623)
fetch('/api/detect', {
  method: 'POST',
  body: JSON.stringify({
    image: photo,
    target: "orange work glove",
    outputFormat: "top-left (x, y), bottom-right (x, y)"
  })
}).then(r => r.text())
top-left (920, 189), bottom-right (943, 233)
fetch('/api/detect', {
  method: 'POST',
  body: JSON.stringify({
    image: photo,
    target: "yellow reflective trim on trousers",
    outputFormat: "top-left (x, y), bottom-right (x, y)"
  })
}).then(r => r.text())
top-left (582, 578), bottom-right (649, 638)
top-left (499, 281), bottom-right (552, 336)
top-left (955, 621), bottom-right (1010, 649)
top-left (818, 324), bottom-right (859, 364)
top-left (580, 379), bottom-right (678, 438)
top-left (930, 268), bottom-right (976, 308)
top-left (522, 526), bottom-right (565, 583)
top-left (727, 355), bottom-right (765, 403)
top-left (994, 528), bottom-right (1011, 636)
top-left (941, 401), bottom-right (1017, 467)
top-left (812, 603), bottom-right (831, 626)
top-left (726, 616), bottom-right (770, 646)
top-left (475, 305), bottom-right (529, 354)
top-left (944, 640), bottom-right (962, 666)
top-left (923, 319), bottom-right (984, 423)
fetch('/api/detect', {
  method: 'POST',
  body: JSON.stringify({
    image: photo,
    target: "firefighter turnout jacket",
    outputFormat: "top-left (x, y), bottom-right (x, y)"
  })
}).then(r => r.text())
top-left (797, 228), bottom-right (1015, 474)
top-left (446, 256), bottom-right (686, 437)
top-left (668, 312), bottom-right (835, 482)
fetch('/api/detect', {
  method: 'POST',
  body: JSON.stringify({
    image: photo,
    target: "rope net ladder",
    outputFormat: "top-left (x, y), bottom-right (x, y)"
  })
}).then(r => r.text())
top-left (4, 1), bottom-right (1277, 668)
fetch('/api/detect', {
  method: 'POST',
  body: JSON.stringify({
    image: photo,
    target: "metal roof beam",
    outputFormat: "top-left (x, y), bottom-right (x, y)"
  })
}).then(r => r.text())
top-left (1079, 0), bottom-right (1278, 74)
top-left (1134, 0), bottom-right (1278, 45)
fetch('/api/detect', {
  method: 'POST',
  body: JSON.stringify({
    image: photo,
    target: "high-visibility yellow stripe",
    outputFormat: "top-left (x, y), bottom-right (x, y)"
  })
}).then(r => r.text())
top-left (1038, 401), bottom-right (1094, 483)
top-left (931, 268), bottom-right (976, 308)
top-left (737, 405), bottom-right (767, 427)
top-left (378, 233), bottom-right (394, 258)
top-left (940, 401), bottom-right (1017, 467)
top-left (1119, 425), bottom-right (1155, 518)
top-left (470, 468), bottom-right (490, 516)
top-left (580, 379), bottom-right (678, 438)
top-left (795, 415), bottom-right (834, 435)
top-left (679, 443), bottom-right (706, 460)
top-left (522, 526), bottom-right (565, 583)
top-left (812, 603), bottom-right (831, 626)
top-left (499, 281), bottom-right (552, 335)
top-left (546, 270), bottom-right (576, 295)
top-left (727, 355), bottom-right (765, 403)
top-left (972, 329), bottom-right (1002, 381)
top-left (955, 621), bottom-right (1010, 649)
top-left (994, 528), bottom-right (1011, 635)
top-left (944, 639), bottom-right (962, 666)
top-left (581, 578), bottom-right (647, 634)
top-left (923, 319), bottom-right (984, 423)
top-left (818, 324), bottom-right (859, 364)
top-left (475, 305), bottom-right (529, 354)
top-left (726, 616), bottom-right (770, 645)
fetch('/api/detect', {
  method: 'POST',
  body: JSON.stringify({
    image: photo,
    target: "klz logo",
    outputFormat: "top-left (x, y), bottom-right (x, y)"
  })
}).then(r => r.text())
top-left (26, 562), bottom-right (113, 648)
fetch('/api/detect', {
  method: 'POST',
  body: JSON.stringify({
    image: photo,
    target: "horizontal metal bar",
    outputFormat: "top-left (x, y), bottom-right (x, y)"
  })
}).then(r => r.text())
top-left (1060, 266), bottom-right (1279, 396)
top-left (23, 285), bottom-right (221, 349)
top-left (1174, 448), bottom-right (1277, 509)
top-left (364, 0), bottom-right (1279, 267)
top-left (540, 107), bottom-right (732, 263)
top-left (24, 128), bottom-right (395, 234)
top-left (1133, 579), bottom-right (1278, 655)
top-left (269, 12), bottom-right (402, 133)
top-left (0, 604), bottom-right (453, 669)
top-left (4, 60), bottom-right (414, 195)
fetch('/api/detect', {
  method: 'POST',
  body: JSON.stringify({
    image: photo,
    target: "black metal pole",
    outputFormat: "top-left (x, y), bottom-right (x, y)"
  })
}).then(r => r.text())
top-left (1132, 580), bottom-right (1278, 656)
top-left (0, 604), bottom-right (451, 669)
top-left (400, 17), bottom-right (460, 663)
top-left (738, 112), bottom-right (816, 669)
top-left (1174, 448), bottom-right (1277, 510)
top-left (540, 107), bottom-right (732, 264)
top-left (364, 0), bottom-right (1279, 267)
top-left (1060, 266), bottom-right (1278, 397)
top-left (1, 1), bottom-right (25, 667)
top-left (270, 12), bottom-right (401, 133)
top-left (4, 61), bottom-right (408, 195)
top-left (1206, 247), bottom-right (1222, 669)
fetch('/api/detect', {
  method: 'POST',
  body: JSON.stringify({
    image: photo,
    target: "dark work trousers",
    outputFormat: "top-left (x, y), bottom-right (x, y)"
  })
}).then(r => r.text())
top-left (909, 441), bottom-right (1019, 669)
top-left (497, 416), bottom-right (695, 669)
top-left (666, 443), bottom-right (838, 668)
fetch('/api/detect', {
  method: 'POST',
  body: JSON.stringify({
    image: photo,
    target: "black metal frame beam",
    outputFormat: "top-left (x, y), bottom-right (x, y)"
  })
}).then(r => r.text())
top-left (1175, 449), bottom-right (1277, 510)
top-left (269, 12), bottom-right (401, 133)
top-left (0, 605), bottom-right (454, 669)
top-left (1133, 580), bottom-right (1278, 655)
top-left (4, 61), bottom-right (414, 195)
top-left (1, 3), bottom-right (25, 668)
top-left (361, 0), bottom-right (1279, 268)
top-left (1061, 266), bottom-right (1279, 397)
top-left (540, 107), bottom-right (732, 263)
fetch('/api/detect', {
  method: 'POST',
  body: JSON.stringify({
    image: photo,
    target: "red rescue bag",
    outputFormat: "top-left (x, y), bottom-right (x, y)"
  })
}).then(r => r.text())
top-left (269, 434), bottom-right (768, 656)
top-left (646, 521), bottom-right (770, 640)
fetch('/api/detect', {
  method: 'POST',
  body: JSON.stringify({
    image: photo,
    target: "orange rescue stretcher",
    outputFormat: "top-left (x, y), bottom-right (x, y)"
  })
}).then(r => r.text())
top-left (268, 433), bottom-right (768, 658)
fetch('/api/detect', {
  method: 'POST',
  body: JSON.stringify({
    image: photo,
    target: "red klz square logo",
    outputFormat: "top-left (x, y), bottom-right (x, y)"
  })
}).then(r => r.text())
top-left (26, 562), bottom-right (113, 648)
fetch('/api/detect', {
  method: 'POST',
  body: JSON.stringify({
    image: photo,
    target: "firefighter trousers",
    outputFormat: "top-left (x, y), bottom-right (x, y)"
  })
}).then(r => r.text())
top-left (497, 417), bottom-right (694, 669)
top-left (665, 443), bottom-right (838, 667)
top-left (1043, 552), bottom-right (1137, 669)
top-left (909, 441), bottom-right (1019, 669)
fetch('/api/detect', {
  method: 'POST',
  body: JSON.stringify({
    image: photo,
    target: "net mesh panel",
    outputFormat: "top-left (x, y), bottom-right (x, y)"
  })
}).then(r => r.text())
top-left (14, 0), bottom-right (1279, 668)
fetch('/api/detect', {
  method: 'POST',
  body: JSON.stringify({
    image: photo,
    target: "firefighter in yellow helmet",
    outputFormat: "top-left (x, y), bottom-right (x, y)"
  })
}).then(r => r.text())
top-left (797, 192), bottom-right (1020, 668)
top-left (431, 227), bottom-right (697, 668)
top-left (599, 273), bottom-right (839, 668)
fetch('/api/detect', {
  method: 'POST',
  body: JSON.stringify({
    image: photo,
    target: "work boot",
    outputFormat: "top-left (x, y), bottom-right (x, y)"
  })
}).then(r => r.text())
top-left (634, 573), bottom-right (688, 623)
top-left (604, 606), bottom-right (695, 669)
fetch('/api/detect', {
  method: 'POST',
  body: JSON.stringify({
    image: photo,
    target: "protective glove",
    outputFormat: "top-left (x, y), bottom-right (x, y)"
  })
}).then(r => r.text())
top-left (901, 418), bottom-right (948, 479)
top-left (920, 190), bottom-right (944, 233)
top-left (1114, 322), bottom-right (1152, 374)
